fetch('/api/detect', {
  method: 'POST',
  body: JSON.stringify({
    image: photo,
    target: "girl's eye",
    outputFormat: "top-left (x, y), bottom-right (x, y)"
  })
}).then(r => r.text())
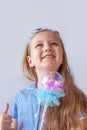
top-left (51, 42), bottom-right (58, 46)
top-left (35, 44), bottom-right (43, 48)
top-left (51, 42), bottom-right (61, 46)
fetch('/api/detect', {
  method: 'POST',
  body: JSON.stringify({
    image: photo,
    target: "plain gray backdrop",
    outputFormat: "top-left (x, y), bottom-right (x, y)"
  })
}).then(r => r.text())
top-left (0, 0), bottom-right (87, 112)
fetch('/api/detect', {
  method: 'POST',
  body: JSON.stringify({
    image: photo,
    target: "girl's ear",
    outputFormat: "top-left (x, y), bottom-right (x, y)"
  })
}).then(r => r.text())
top-left (27, 56), bottom-right (35, 67)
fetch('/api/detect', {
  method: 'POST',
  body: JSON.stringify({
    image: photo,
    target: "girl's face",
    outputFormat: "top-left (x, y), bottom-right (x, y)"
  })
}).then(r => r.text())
top-left (27, 31), bottom-right (63, 73)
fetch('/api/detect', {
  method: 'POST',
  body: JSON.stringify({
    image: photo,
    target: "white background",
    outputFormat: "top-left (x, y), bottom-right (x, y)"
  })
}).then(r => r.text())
top-left (0, 0), bottom-right (87, 112)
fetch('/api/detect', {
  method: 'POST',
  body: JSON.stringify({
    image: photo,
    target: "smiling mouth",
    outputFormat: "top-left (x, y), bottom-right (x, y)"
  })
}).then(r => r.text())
top-left (42, 55), bottom-right (55, 59)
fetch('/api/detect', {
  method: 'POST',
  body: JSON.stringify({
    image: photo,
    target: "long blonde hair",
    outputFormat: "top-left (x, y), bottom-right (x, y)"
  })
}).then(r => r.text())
top-left (22, 28), bottom-right (87, 130)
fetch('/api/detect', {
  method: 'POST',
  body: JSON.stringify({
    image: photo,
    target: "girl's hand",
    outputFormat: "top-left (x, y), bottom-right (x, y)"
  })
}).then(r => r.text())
top-left (80, 117), bottom-right (87, 130)
top-left (0, 103), bottom-right (12, 130)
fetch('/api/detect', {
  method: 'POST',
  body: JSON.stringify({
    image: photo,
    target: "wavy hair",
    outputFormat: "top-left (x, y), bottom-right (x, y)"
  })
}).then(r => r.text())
top-left (22, 29), bottom-right (87, 130)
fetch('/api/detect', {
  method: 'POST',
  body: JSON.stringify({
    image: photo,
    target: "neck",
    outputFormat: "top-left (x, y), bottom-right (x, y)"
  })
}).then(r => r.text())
top-left (36, 72), bottom-right (45, 88)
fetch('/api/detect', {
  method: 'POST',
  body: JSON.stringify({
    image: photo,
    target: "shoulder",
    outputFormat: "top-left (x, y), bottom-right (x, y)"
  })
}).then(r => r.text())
top-left (17, 81), bottom-right (37, 94)
top-left (13, 81), bottom-right (37, 102)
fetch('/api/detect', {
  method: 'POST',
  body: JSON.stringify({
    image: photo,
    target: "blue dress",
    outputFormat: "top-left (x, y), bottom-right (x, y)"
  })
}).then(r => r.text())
top-left (8, 81), bottom-right (85, 130)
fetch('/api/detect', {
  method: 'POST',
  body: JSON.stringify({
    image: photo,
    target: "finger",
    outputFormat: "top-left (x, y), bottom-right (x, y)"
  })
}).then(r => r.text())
top-left (3, 119), bottom-right (12, 124)
top-left (2, 123), bottom-right (11, 130)
top-left (3, 115), bottom-right (12, 120)
top-left (1, 117), bottom-right (12, 129)
top-left (2, 103), bottom-right (9, 114)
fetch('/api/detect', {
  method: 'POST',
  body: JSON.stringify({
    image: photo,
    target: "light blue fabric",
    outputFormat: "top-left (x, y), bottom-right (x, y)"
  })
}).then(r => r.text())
top-left (8, 81), bottom-right (85, 130)
top-left (8, 82), bottom-right (40, 130)
top-left (79, 111), bottom-right (85, 120)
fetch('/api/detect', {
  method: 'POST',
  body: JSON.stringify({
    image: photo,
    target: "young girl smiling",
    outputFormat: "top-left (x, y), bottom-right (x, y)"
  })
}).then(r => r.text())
top-left (0, 28), bottom-right (87, 130)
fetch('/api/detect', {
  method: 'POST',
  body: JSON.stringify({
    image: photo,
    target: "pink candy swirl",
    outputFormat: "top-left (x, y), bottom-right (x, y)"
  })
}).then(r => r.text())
top-left (41, 71), bottom-right (64, 91)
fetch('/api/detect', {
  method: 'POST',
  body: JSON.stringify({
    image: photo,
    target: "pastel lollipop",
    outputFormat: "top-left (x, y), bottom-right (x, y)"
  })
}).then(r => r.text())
top-left (37, 71), bottom-right (65, 130)
top-left (38, 71), bottom-right (65, 107)
top-left (41, 71), bottom-right (64, 91)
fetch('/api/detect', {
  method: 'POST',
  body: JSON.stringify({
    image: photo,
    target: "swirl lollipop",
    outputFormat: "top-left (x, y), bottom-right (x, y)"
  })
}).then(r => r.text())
top-left (38, 71), bottom-right (65, 130)
top-left (38, 71), bottom-right (65, 106)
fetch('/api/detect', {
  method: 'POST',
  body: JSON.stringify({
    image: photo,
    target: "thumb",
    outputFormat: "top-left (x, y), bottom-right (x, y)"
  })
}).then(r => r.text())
top-left (2, 102), bottom-right (9, 114)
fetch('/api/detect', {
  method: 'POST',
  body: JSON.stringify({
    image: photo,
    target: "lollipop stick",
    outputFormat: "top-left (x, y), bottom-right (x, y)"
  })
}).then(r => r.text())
top-left (38, 105), bottom-right (47, 130)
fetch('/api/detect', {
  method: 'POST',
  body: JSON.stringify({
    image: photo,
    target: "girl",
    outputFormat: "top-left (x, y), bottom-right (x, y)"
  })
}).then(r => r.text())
top-left (0, 28), bottom-right (87, 130)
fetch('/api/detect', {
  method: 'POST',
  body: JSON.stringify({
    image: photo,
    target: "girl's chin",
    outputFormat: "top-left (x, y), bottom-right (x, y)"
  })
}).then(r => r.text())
top-left (42, 66), bottom-right (58, 72)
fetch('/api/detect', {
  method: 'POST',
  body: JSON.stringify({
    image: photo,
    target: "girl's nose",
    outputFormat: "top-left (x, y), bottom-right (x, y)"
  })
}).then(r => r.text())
top-left (44, 44), bottom-right (51, 52)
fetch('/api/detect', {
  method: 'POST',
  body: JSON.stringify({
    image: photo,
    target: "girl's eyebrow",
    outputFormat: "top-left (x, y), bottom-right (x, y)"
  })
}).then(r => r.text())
top-left (34, 40), bottom-right (44, 45)
top-left (33, 37), bottom-right (60, 46)
top-left (35, 39), bottom-right (59, 43)
top-left (33, 41), bottom-right (43, 47)
top-left (35, 40), bottom-right (43, 43)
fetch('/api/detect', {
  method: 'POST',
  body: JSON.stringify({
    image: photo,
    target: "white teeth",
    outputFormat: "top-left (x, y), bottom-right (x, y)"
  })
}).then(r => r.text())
top-left (43, 55), bottom-right (54, 59)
